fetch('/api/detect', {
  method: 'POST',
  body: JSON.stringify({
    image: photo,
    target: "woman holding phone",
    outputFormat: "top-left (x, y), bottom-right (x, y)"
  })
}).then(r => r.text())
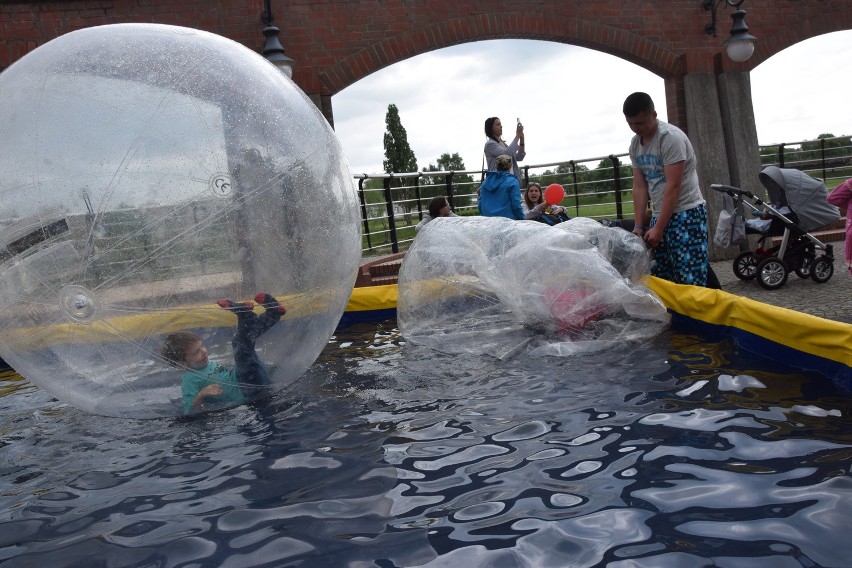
top-left (483, 116), bottom-right (525, 184)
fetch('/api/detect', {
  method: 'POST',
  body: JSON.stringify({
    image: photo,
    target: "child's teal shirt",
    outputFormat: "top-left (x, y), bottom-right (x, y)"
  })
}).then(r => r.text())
top-left (181, 362), bottom-right (245, 414)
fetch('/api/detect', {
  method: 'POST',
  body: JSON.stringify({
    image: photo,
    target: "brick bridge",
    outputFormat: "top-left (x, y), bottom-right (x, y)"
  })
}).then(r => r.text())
top-left (2, 0), bottom-right (851, 257)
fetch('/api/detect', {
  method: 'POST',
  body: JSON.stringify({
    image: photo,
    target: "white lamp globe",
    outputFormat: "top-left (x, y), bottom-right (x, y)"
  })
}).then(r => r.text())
top-left (725, 38), bottom-right (756, 62)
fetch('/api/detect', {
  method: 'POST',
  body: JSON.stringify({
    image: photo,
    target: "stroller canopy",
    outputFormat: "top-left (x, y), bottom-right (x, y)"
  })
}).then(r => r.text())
top-left (758, 166), bottom-right (840, 231)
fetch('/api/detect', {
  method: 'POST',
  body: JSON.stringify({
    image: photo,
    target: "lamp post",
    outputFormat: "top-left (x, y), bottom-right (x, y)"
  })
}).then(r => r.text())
top-left (261, 0), bottom-right (295, 77)
top-left (703, 0), bottom-right (757, 62)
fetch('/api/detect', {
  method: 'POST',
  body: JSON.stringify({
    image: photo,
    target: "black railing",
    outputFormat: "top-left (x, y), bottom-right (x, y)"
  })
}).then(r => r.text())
top-left (760, 136), bottom-right (852, 185)
top-left (356, 153), bottom-right (632, 255)
top-left (357, 135), bottom-right (852, 255)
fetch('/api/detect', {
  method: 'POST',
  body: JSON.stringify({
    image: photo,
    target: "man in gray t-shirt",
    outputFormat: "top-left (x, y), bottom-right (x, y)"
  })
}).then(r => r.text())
top-left (623, 92), bottom-right (709, 286)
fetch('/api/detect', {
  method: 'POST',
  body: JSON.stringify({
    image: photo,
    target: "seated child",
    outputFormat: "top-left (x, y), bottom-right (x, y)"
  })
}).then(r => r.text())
top-left (161, 292), bottom-right (286, 415)
top-left (522, 182), bottom-right (569, 224)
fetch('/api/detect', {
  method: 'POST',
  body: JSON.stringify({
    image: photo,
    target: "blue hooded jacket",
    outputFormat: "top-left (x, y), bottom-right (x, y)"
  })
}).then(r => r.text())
top-left (477, 170), bottom-right (524, 220)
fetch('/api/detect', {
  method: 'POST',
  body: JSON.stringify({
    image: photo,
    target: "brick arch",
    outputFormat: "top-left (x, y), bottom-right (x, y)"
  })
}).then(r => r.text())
top-left (749, 9), bottom-right (852, 68)
top-left (319, 13), bottom-right (683, 96)
top-left (1, 0), bottom-right (851, 129)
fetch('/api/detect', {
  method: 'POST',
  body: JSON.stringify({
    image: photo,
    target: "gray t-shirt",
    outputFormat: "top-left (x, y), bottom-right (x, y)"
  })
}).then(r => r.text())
top-left (629, 120), bottom-right (705, 215)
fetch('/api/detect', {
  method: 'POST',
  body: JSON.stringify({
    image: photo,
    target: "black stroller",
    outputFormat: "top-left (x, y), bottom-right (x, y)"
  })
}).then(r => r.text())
top-left (711, 166), bottom-right (840, 290)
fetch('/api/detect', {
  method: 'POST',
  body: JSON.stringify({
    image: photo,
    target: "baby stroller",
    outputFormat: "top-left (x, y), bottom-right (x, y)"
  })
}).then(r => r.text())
top-left (711, 166), bottom-right (840, 290)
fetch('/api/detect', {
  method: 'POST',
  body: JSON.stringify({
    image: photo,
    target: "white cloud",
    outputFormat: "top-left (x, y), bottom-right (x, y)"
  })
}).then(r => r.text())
top-left (751, 30), bottom-right (852, 145)
top-left (333, 40), bottom-right (665, 175)
top-left (333, 33), bottom-right (852, 176)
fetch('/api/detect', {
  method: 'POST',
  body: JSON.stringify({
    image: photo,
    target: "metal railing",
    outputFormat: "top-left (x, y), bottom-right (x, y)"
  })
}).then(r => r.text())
top-left (760, 136), bottom-right (852, 185)
top-left (358, 135), bottom-right (852, 255)
top-left (9, 137), bottom-right (845, 286)
top-left (357, 153), bottom-right (632, 255)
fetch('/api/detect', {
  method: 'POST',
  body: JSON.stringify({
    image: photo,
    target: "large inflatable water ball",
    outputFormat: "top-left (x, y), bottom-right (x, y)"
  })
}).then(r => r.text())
top-left (398, 217), bottom-right (668, 358)
top-left (0, 24), bottom-right (361, 418)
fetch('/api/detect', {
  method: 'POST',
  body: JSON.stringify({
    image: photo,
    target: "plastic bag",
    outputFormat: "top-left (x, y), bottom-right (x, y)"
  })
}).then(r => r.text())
top-left (713, 194), bottom-right (747, 247)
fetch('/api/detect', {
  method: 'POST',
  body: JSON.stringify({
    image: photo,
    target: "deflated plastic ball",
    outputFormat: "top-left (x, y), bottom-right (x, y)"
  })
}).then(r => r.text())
top-left (0, 24), bottom-right (361, 418)
top-left (544, 184), bottom-right (565, 205)
top-left (398, 217), bottom-right (667, 358)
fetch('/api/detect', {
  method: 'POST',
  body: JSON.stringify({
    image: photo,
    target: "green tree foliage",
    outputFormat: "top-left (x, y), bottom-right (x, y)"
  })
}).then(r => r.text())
top-left (533, 163), bottom-right (589, 195)
top-left (382, 104), bottom-right (418, 215)
top-left (581, 157), bottom-right (633, 197)
top-left (530, 159), bottom-right (632, 209)
top-left (760, 133), bottom-right (851, 167)
top-left (421, 152), bottom-right (475, 208)
top-left (803, 133), bottom-right (851, 160)
top-left (556, 162), bottom-right (574, 174)
top-left (382, 104), bottom-right (418, 174)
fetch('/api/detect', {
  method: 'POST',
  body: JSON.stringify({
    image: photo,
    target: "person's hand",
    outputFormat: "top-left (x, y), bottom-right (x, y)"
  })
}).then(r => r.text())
top-left (643, 225), bottom-right (663, 248)
top-left (552, 206), bottom-right (564, 214)
top-left (516, 122), bottom-right (524, 138)
top-left (200, 384), bottom-right (223, 397)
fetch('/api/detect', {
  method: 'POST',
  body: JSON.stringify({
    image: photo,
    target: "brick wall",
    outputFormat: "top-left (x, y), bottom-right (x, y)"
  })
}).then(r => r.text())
top-left (2, 1), bottom-right (852, 124)
top-left (0, 0), bottom-right (265, 70)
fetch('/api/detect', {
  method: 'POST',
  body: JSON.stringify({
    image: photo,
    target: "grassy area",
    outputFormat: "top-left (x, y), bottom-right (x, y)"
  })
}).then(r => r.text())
top-left (565, 201), bottom-right (633, 220)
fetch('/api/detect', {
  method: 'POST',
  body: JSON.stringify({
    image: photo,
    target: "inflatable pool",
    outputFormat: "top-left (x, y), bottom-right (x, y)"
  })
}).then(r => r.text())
top-left (342, 278), bottom-right (852, 392)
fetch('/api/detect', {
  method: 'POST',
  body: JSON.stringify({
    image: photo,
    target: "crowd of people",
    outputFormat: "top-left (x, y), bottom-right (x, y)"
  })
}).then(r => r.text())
top-left (416, 91), bottom-right (852, 287)
top-left (421, 92), bottom-right (713, 288)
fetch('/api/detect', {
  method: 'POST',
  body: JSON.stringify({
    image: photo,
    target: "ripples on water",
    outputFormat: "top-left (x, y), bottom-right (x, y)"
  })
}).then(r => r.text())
top-left (0, 323), bottom-right (850, 567)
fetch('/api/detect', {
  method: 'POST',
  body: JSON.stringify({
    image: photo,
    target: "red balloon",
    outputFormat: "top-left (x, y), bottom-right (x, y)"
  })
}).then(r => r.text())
top-left (544, 183), bottom-right (565, 205)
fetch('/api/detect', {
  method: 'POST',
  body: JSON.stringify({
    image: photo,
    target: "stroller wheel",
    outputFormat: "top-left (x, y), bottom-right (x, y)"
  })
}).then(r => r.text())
top-left (733, 251), bottom-right (758, 280)
top-left (795, 254), bottom-right (814, 279)
top-left (810, 256), bottom-right (834, 284)
top-left (757, 257), bottom-right (788, 290)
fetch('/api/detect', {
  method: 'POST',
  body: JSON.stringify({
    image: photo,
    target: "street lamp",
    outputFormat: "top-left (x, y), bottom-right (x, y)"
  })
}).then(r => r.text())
top-left (703, 0), bottom-right (757, 62)
top-left (261, 0), bottom-right (295, 77)
top-left (723, 8), bottom-right (757, 62)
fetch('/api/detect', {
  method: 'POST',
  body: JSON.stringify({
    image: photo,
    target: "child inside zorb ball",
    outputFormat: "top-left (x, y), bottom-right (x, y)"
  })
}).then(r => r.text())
top-left (161, 293), bottom-right (286, 414)
top-left (0, 23), bottom-right (362, 418)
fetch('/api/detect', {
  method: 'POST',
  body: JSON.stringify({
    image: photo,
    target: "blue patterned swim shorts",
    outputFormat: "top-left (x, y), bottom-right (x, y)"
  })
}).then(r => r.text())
top-left (651, 204), bottom-right (708, 286)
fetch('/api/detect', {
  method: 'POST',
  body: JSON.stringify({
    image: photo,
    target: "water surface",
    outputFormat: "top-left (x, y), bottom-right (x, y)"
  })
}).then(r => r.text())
top-left (1, 322), bottom-right (850, 567)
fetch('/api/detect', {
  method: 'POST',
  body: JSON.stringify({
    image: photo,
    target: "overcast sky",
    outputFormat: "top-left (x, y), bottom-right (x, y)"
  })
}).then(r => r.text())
top-left (332, 31), bottom-right (852, 176)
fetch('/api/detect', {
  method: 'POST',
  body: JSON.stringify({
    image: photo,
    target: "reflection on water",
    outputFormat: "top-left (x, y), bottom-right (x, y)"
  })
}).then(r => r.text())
top-left (1, 322), bottom-right (850, 567)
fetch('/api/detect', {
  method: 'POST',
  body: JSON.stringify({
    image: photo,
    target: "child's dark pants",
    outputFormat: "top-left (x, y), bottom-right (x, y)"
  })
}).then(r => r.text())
top-left (232, 306), bottom-right (281, 399)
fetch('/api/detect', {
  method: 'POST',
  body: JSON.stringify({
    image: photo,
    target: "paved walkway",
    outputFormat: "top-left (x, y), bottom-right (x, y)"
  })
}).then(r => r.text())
top-left (711, 239), bottom-right (851, 324)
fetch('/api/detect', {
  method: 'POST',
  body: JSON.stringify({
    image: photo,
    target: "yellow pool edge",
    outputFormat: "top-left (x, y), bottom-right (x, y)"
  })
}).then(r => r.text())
top-left (345, 280), bottom-right (852, 382)
top-left (645, 276), bottom-right (852, 369)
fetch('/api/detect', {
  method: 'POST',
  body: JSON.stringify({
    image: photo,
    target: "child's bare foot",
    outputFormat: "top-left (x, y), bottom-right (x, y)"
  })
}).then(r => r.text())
top-left (254, 292), bottom-right (287, 315)
top-left (217, 299), bottom-right (254, 312)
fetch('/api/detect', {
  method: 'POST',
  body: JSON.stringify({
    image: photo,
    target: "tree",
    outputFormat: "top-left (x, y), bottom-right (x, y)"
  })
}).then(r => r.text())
top-left (802, 133), bottom-right (851, 161)
top-left (382, 104), bottom-right (418, 174)
top-left (382, 104), bottom-right (418, 215)
top-left (421, 152), bottom-right (475, 208)
top-left (761, 133), bottom-right (852, 166)
top-left (536, 163), bottom-right (589, 194)
top-left (583, 157), bottom-right (633, 196)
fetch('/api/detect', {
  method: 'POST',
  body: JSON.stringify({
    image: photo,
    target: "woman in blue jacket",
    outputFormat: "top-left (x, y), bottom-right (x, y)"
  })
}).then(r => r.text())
top-left (478, 154), bottom-right (524, 220)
